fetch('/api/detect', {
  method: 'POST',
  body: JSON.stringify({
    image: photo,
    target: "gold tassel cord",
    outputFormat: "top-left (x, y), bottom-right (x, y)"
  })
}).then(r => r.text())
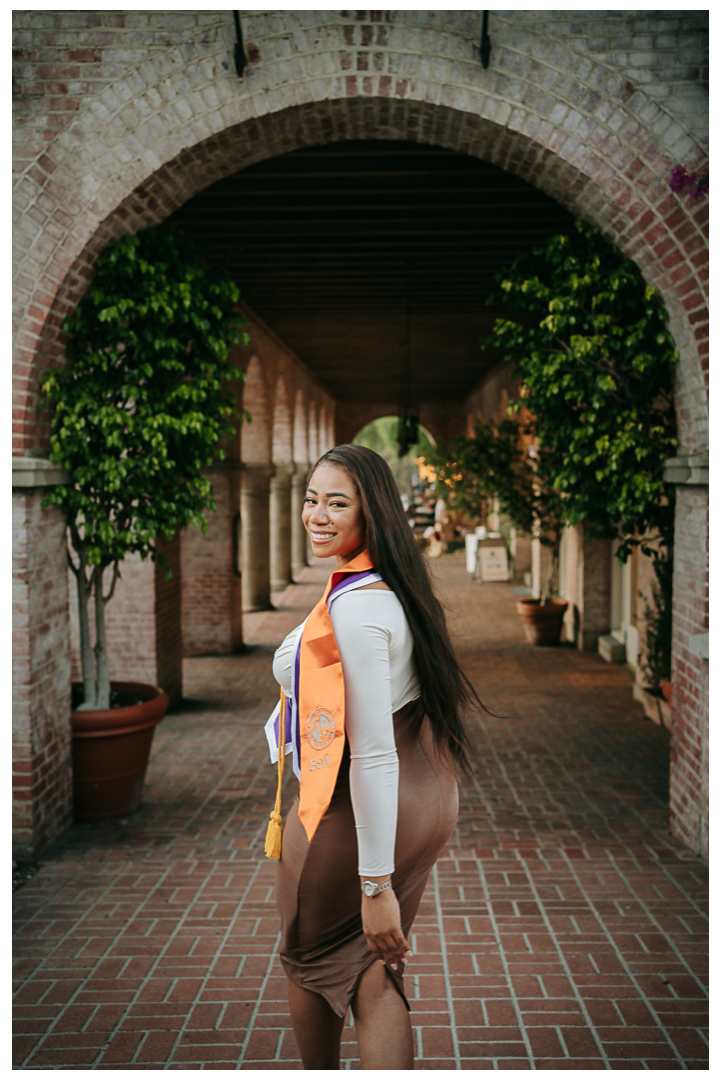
top-left (265, 689), bottom-right (286, 860)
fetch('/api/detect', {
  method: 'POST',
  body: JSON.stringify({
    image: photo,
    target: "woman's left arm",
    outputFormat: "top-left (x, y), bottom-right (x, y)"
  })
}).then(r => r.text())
top-left (331, 592), bottom-right (411, 968)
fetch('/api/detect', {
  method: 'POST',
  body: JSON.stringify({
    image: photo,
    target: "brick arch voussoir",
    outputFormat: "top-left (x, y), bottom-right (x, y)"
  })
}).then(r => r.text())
top-left (23, 96), bottom-right (708, 457)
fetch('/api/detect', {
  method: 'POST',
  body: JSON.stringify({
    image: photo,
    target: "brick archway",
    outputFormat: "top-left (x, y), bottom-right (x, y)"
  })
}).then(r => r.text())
top-left (12, 11), bottom-right (708, 858)
top-left (19, 93), bottom-right (708, 453)
top-left (342, 404), bottom-right (454, 448)
top-left (15, 64), bottom-right (707, 458)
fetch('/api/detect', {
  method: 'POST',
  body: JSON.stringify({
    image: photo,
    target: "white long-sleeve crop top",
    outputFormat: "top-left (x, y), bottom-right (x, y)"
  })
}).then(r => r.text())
top-left (272, 587), bottom-right (420, 876)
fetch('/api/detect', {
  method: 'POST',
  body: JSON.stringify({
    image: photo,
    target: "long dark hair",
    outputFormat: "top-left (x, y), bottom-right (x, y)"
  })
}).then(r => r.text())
top-left (313, 444), bottom-right (481, 772)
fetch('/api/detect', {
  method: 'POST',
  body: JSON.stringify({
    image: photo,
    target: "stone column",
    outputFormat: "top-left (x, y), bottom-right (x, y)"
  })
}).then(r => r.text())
top-left (241, 463), bottom-right (273, 611)
top-left (12, 458), bottom-right (73, 860)
top-left (270, 464), bottom-right (293, 592)
top-left (291, 463), bottom-right (310, 579)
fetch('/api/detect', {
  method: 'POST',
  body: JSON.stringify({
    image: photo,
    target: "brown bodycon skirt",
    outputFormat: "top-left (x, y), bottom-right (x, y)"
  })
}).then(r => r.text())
top-left (276, 699), bottom-right (459, 1017)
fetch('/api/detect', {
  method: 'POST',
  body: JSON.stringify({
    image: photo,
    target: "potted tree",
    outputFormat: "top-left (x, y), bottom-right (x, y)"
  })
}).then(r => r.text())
top-left (429, 416), bottom-right (569, 645)
top-left (430, 223), bottom-right (679, 648)
top-left (485, 222), bottom-right (678, 647)
top-left (40, 226), bottom-right (247, 820)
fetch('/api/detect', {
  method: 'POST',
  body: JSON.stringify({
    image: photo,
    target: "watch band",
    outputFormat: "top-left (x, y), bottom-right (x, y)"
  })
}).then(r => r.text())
top-left (361, 879), bottom-right (392, 898)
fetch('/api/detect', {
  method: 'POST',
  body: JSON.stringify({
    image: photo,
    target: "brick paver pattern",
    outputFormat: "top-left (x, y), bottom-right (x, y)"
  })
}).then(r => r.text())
top-left (13, 556), bottom-right (708, 1069)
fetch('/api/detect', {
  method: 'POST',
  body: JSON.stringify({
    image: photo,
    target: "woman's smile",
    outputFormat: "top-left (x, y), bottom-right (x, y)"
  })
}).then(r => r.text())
top-left (302, 464), bottom-right (366, 567)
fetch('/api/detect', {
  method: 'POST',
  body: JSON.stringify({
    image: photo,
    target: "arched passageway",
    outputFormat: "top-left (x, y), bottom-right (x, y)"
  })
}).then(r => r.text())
top-left (12, 11), bottom-right (707, 864)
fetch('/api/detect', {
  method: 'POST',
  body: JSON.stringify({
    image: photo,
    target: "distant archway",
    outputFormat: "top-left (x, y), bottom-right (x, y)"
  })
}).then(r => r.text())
top-left (353, 415), bottom-right (436, 504)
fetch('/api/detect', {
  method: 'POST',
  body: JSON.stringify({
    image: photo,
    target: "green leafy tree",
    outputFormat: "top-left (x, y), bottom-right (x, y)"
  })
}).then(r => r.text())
top-left (40, 226), bottom-right (247, 710)
top-left (431, 222), bottom-right (678, 626)
top-left (486, 220), bottom-right (678, 561)
top-left (428, 417), bottom-right (566, 601)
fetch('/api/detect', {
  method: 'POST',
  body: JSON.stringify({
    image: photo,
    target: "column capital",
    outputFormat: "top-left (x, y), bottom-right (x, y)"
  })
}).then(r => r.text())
top-left (201, 459), bottom-right (245, 475)
top-left (292, 461), bottom-right (311, 481)
top-left (12, 457), bottom-right (70, 489)
top-left (243, 461), bottom-right (274, 476)
top-left (663, 451), bottom-right (708, 486)
top-left (271, 462), bottom-right (295, 483)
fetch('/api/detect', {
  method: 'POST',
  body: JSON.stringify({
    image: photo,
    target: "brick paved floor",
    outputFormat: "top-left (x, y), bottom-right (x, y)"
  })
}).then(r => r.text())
top-left (13, 556), bottom-right (708, 1069)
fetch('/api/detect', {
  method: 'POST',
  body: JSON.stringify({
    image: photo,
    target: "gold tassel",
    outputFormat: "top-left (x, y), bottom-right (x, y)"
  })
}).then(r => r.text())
top-left (265, 689), bottom-right (287, 860)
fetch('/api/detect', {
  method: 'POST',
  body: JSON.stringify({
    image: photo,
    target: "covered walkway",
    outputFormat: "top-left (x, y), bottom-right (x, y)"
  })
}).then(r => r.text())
top-left (13, 556), bottom-right (708, 1069)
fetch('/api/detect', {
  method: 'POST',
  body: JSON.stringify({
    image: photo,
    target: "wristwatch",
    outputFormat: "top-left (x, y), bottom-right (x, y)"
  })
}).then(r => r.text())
top-left (361, 879), bottom-right (392, 898)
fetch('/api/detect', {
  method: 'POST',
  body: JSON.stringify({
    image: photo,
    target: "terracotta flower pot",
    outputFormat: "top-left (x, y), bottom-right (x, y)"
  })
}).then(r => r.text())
top-left (659, 678), bottom-right (672, 704)
top-left (515, 597), bottom-right (569, 646)
top-left (71, 681), bottom-right (169, 821)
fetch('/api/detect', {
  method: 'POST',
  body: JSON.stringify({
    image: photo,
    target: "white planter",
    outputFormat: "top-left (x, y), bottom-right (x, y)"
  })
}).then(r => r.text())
top-left (465, 533), bottom-right (479, 573)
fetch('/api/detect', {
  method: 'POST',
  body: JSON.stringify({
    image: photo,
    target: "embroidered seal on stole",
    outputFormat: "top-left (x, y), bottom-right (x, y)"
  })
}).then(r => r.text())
top-left (306, 708), bottom-right (336, 751)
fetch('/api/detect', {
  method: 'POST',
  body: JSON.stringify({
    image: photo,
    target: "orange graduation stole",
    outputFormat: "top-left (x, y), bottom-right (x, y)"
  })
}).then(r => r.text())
top-left (264, 550), bottom-right (381, 856)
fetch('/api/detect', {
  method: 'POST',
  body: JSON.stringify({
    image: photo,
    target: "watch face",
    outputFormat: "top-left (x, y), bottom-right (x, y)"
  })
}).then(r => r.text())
top-left (362, 881), bottom-right (375, 896)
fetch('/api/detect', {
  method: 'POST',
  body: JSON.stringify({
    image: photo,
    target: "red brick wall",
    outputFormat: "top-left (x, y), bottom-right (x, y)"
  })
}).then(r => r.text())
top-left (272, 377), bottom-right (293, 464)
top-left (69, 539), bottom-right (182, 709)
top-left (69, 553), bottom-right (155, 689)
top-left (13, 492), bottom-right (72, 859)
top-left (181, 470), bottom-right (242, 657)
top-left (669, 486), bottom-right (709, 857)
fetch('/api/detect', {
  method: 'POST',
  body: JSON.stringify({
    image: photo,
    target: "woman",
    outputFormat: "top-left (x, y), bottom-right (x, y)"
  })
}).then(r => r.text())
top-left (266, 444), bottom-right (477, 1070)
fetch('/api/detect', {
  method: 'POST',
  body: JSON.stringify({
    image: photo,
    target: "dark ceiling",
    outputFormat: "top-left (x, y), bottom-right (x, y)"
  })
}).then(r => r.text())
top-left (171, 140), bottom-right (575, 405)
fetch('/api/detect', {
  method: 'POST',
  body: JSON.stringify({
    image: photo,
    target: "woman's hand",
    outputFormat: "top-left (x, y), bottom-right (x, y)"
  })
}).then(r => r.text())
top-left (361, 888), bottom-right (412, 970)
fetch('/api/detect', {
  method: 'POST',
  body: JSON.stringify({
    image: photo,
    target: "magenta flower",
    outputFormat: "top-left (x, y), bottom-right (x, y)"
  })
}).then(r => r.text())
top-left (670, 165), bottom-right (709, 198)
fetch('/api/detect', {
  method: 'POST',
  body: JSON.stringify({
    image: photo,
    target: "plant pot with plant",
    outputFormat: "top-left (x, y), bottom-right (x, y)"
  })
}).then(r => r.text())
top-left (428, 416), bottom-right (570, 646)
top-left (41, 226), bottom-right (248, 821)
top-left (466, 222), bottom-right (677, 653)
